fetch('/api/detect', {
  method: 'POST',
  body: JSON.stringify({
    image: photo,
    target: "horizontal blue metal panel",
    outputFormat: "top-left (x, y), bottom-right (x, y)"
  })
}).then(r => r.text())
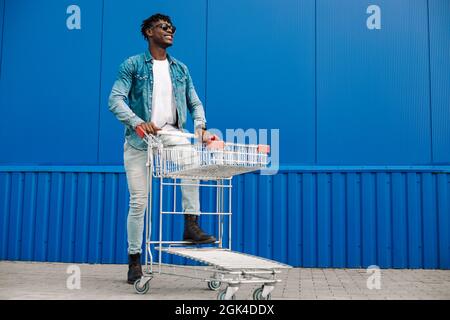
top-left (98, 0), bottom-right (207, 164)
top-left (0, 0), bottom-right (103, 165)
top-left (317, 0), bottom-right (432, 165)
top-left (0, 0), bottom-right (4, 77)
top-left (206, 0), bottom-right (316, 165)
top-left (0, 0), bottom-right (448, 167)
top-left (429, 0), bottom-right (450, 164)
top-left (1, 168), bottom-right (448, 269)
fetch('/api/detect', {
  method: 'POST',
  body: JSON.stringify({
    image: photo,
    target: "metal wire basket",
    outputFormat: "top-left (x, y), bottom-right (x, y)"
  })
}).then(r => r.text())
top-left (152, 139), bottom-right (270, 179)
top-left (138, 129), bottom-right (270, 180)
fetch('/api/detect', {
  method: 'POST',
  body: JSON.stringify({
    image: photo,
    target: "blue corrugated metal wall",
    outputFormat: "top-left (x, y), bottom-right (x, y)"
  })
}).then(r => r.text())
top-left (1, 0), bottom-right (449, 166)
top-left (0, 0), bottom-right (449, 268)
top-left (0, 168), bottom-right (449, 268)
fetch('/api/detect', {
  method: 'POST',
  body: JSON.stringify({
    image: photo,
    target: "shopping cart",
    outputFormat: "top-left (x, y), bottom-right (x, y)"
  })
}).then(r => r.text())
top-left (133, 128), bottom-right (291, 300)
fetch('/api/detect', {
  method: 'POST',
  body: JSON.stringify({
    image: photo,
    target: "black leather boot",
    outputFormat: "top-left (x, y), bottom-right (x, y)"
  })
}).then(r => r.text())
top-left (127, 253), bottom-right (143, 284)
top-left (183, 214), bottom-right (216, 244)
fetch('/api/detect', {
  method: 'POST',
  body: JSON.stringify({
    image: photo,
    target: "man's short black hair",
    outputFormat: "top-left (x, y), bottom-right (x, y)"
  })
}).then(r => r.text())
top-left (141, 13), bottom-right (173, 40)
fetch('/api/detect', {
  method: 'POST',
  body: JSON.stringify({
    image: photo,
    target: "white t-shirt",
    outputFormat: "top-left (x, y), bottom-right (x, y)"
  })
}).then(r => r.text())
top-left (151, 59), bottom-right (177, 130)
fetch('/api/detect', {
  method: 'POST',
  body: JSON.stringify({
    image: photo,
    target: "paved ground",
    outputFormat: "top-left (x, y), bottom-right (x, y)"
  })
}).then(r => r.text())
top-left (0, 261), bottom-right (449, 300)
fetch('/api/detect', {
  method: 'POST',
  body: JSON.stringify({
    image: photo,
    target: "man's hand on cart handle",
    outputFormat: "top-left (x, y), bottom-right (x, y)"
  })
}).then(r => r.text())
top-left (136, 122), bottom-right (161, 137)
top-left (196, 128), bottom-right (220, 144)
top-left (136, 124), bottom-right (219, 143)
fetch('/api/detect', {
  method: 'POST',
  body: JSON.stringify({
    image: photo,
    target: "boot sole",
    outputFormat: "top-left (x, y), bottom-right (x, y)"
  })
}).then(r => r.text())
top-left (128, 278), bottom-right (141, 285)
top-left (183, 238), bottom-right (217, 245)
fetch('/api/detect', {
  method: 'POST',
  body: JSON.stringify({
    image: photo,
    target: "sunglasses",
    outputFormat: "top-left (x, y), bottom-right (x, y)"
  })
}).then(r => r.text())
top-left (152, 22), bottom-right (176, 34)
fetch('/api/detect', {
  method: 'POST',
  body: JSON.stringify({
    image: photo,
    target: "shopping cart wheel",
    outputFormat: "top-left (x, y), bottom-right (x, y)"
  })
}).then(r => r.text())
top-left (217, 289), bottom-right (236, 300)
top-left (134, 278), bottom-right (150, 295)
top-left (253, 287), bottom-right (272, 300)
top-left (207, 280), bottom-right (221, 291)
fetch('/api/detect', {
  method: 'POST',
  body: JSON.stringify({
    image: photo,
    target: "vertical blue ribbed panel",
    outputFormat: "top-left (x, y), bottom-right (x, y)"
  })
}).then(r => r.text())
top-left (287, 173), bottom-right (301, 266)
top-left (273, 174), bottom-right (288, 263)
top-left (391, 173), bottom-right (407, 268)
top-left (422, 173), bottom-right (438, 268)
top-left (74, 173), bottom-right (89, 263)
top-left (332, 173), bottom-right (346, 267)
top-left (0, 169), bottom-right (449, 269)
top-left (317, 173), bottom-right (331, 267)
top-left (361, 173), bottom-right (376, 266)
top-left (258, 175), bottom-right (273, 261)
top-left (437, 174), bottom-right (450, 268)
top-left (407, 173), bottom-right (422, 268)
top-left (302, 173), bottom-right (317, 267)
top-left (346, 173), bottom-right (362, 267)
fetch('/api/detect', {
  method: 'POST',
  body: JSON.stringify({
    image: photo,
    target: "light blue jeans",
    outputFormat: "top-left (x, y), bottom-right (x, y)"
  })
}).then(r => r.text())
top-left (124, 135), bottom-right (200, 255)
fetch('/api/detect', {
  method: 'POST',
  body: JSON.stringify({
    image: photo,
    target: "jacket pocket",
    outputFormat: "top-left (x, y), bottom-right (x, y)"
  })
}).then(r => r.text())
top-left (133, 73), bottom-right (149, 94)
top-left (175, 75), bottom-right (186, 93)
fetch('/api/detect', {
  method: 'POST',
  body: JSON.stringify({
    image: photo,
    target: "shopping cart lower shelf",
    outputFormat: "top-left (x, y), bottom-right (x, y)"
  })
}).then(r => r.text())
top-left (157, 247), bottom-right (291, 271)
top-left (135, 247), bottom-right (290, 300)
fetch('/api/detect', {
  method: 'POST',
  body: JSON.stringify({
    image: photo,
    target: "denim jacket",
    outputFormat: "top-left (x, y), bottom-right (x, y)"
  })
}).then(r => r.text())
top-left (108, 50), bottom-right (206, 150)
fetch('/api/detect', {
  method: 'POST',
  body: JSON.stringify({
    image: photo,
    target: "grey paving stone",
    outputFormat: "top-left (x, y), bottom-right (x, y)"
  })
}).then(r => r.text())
top-left (0, 261), bottom-right (449, 300)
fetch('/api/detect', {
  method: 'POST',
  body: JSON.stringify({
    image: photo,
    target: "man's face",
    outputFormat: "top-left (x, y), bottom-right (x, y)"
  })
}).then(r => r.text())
top-left (146, 19), bottom-right (175, 48)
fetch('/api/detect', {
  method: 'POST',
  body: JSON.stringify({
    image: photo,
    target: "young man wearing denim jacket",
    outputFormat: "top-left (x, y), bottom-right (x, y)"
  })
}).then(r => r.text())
top-left (108, 13), bottom-right (216, 284)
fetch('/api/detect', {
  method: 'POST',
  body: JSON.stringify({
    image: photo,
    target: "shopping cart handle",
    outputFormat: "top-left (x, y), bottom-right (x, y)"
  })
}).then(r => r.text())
top-left (135, 127), bottom-right (195, 139)
top-left (156, 130), bottom-right (196, 139)
top-left (136, 126), bottom-right (146, 139)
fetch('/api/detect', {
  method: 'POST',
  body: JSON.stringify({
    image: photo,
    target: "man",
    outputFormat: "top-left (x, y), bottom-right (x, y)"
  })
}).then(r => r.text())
top-left (108, 13), bottom-right (216, 284)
